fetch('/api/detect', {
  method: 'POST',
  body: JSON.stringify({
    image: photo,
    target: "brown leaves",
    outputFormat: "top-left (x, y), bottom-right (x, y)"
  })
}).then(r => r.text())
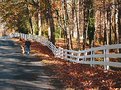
top-left (21, 40), bottom-right (121, 89)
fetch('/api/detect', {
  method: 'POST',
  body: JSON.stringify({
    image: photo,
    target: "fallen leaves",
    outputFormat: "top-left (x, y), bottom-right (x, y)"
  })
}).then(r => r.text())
top-left (18, 39), bottom-right (121, 89)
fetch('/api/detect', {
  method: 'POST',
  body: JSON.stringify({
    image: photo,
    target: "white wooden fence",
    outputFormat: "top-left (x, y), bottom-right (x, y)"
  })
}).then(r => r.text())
top-left (1, 33), bottom-right (121, 70)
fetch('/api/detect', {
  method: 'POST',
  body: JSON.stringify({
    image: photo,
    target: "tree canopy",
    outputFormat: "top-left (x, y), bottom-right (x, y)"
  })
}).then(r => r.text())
top-left (0, 0), bottom-right (121, 50)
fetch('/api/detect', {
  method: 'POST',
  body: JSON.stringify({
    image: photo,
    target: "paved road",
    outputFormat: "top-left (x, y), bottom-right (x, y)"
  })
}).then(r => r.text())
top-left (0, 39), bottom-right (64, 90)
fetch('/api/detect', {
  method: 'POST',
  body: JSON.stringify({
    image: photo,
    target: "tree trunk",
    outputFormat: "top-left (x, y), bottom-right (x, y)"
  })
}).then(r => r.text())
top-left (63, 0), bottom-right (72, 49)
top-left (45, 0), bottom-right (55, 45)
top-left (38, 12), bottom-right (42, 36)
top-left (38, 0), bottom-right (42, 36)
top-left (29, 17), bottom-right (34, 34)
top-left (74, 0), bottom-right (81, 50)
top-left (83, 0), bottom-right (89, 50)
top-left (118, 0), bottom-right (121, 53)
top-left (79, 0), bottom-right (84, 49)
top-left (25, 0), bottom-right (34, 34)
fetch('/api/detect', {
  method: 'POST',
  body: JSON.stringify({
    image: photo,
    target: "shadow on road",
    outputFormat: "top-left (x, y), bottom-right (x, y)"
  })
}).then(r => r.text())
top-left (0, 39), bottom-right (64, 90)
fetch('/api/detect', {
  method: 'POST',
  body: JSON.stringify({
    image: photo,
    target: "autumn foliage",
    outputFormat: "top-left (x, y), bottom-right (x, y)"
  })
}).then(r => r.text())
top-left (29, 40), bottom-right (121, 89)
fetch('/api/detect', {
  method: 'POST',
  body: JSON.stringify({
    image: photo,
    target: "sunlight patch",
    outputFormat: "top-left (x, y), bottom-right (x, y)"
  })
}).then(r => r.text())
top-left (42, 60), bottom-right (64, 65)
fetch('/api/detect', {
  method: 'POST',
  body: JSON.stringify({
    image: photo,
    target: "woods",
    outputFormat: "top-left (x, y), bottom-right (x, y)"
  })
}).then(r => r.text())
top-left (0, 0), bottom-right (121, 50)
top-left (0, 1), bottom-right (121, 89)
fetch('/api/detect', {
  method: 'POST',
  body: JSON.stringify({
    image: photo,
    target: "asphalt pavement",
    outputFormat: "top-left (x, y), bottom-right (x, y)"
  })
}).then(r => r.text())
top-left (0, 39), bottom-right (64, 90)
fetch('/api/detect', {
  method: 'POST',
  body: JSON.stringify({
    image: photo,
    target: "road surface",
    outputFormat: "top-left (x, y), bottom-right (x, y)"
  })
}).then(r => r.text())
top-left (0, 39), bottom-right (64, 90)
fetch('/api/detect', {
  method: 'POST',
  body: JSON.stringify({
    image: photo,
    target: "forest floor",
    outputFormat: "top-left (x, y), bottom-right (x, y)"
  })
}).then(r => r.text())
top-left (16, 38), bottom-right (121, 90)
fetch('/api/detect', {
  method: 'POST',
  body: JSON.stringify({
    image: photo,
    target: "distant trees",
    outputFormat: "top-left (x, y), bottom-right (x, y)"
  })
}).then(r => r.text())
top-left (0, 0), bottom-right (121, 49)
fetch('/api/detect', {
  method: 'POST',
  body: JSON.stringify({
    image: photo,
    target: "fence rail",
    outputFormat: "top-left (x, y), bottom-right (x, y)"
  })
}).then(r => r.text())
top-left (1, 33), bottom-right (121, 70)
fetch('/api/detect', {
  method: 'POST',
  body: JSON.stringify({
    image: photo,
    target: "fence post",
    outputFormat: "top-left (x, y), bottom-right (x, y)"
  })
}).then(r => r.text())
top-left (24, 34), bottom-right (27, 40)
top-left (106, 47), bottom-right (109, 70)
top-left (61, 48), bottom-right (64, 59)
top-left (84, 50), bottom-right (87, 61)
top-left (76, 51), bottom-right (80, 62)
top-left (104, 45), bottom-right (109, 70)
top-left (64, 49), bottom-right (67, 60)
top-left (57, 47), bottom-right (62, 59)
top-left (16, 33), bottom-right (19, 37)
top-left (20, 33), bottom-right (22, 38)
top-left (90, 48), bottom-right (93, 67)
top-left (50, 42), bottom-right (54, 54)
